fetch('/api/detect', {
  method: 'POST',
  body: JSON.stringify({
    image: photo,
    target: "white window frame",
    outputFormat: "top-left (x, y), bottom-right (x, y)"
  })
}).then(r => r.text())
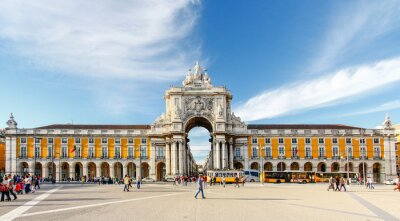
top-left (75, 138), bottom-right (81, 144)
top-left (346, 138), bottom-right (352, 144)
top-left (291, 146), bottom-right (298, 157)
top-left (20, 137), bottom-right (27, 144)
top-left (252, 138), bottom-right (258, 144)
top-left (61, 138), bottom-right (68, 144)
top-left (318, 146), bottom-right (325, 157)
top-left (252, 146), bottom-right (258, 157)
top-left (278, 138), bottom-right (284, 144)
top-left (235, 147), bottom-right (241, 157)
top-left (102, 146), bottom-right (108, 158)
top-left (332, 138), bottom-right (338, 144)
top-left (318, 138), bottom-right (324, 144)
top-left (373, 138), bottom-right (380, 144)
top-left (291, 138), bottom-right (297, 144)
top-left (265, 146), bottom-right (272, 157)
top-left (141, 138), bottom-right (147, 144)
top-left (332, 146), bottom-right (339, 157)
top-left (128, 138), bottom-right (134, 144)
top-left (115, 146), bottom-right (121, 158)
top-left (278, 146), bottom-right (285, 156)
top-left (115, 138), bottom-right (121, 144)
top-left (88, 138), bottom-right (94, 144)
top-left (373, 146), bottom-right (380, 157)
top-left (48, 138), bottom-right (54, 144)
top-left (346, 146), bottom-right (353, 157)
top-left (20, 145), bottom-right (27, 158)
top-left (305, 146), bottom-right (312, 157)
top-left (140, 146), bottom-right (147, 157)
top-left (157, 147), bottom-right (164, 157)
top-left (47, 145), bottom-right (53, 157)
top-left (102, 138), bottom-right (108, 144)
top-left (88, 146), bottom-right (95, 158)
top-left (35, 144), bottom-right (41, 157)
top-left (61, 146), bottom-right (68, 158)
top-left (265, 138), bottom-right (271, 144)
top-left (128, 146), bottom-right (134, 158)
top-left (75, 146), bottom-right (81, 158)
top-left (305, 138), bottom-right (311, 144)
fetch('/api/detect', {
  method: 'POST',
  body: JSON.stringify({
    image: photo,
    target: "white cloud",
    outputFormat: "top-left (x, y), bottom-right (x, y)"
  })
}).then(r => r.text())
top-left (341, 100), bottom-right (400, 117)
top-left (234, 57), bottom-right (400, 121)
top-left (0, 0), bottom-right (200, 81)
top-left (310, 1), bottom-right (400, 73)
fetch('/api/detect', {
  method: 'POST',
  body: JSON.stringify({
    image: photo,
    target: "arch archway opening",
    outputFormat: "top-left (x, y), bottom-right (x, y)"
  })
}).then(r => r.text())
top-left (264, 162), bottom-right (273, 171)
top-left (87, 162), bottom-right (96, 180)
top-left (186, 123), bottom-right (212, 174)
top-left (156, 162), bottom-right (166, 181)
top-left (304, 162), bottom-right (313, 171)
top-left (114, 162), bottom-right (123, 179)
top-left (277, 162), bottom-right (286, 171)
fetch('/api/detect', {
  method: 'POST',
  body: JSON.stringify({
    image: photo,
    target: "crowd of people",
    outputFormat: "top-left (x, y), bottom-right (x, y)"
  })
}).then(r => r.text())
top-left (1, 174), bottom-right (41, 202)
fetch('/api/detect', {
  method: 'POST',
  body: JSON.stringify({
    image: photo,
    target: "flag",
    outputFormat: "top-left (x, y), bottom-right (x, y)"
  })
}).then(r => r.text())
top-left (70, 145), bottom-right (76, 153)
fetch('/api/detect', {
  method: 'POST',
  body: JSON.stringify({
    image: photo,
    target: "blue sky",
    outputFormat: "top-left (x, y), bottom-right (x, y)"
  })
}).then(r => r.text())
top-left (1, 1), bottom-right (400, 164)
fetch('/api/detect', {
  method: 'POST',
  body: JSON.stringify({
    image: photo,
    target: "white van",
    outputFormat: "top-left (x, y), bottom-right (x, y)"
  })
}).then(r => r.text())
top-left (244, 169), bottom-right (260, 182)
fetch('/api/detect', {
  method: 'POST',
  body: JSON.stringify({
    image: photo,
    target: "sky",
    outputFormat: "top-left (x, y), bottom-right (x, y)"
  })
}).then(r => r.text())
top-left (1, 1), bottom-right (400, 164)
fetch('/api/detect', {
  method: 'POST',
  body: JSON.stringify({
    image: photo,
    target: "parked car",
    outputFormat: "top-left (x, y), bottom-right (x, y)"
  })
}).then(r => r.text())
top-left (384, 178), bottom-right (399, 185)
top-left (164, 175), bottom-right (175, 182)
top-left (142, 177), bottom-right (155, 182)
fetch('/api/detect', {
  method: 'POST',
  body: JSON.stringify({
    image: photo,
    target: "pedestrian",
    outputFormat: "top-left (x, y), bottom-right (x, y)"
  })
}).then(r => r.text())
top-left (335, 176), bottom-right (340, 191)
top-left (234, 176), bottom-right (239, 188)
top-left (24, 175), bottom-right (32, 194)
top-left (15, 181), bottom-right (23, 195)
top-left (327, 176), bottom-right (335, 191)
top-left (7, 175), bottom-right (17, 200)
top-left (222, 176), bottom-right (226, 188)
top-left (394, 176), bottom-right (400, 192)
top-left (194, 175), bottom-right (205, 199)
top-left (123, 175), bottom-right (130, 192)
top-left (339, 177), bottom-right (346, 192)
top-left (1, 175), bottom-right (11, 202)
top-left (34, 175), bottom-right (40, 190)
top-left (137, 176), bottom-right (141, 189)
top-left (369, 177), bottom-right (374, 190)
top-left (366, 177), bottom-right (370, 189)
top-left (242, 176), bottom-right (246, 187)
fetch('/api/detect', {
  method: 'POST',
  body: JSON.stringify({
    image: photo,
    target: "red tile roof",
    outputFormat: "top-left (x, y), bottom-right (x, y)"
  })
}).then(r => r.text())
top-left (35, 124), bottom-right (151, 130)
top-left (247, 124), bottom-right (362, 130)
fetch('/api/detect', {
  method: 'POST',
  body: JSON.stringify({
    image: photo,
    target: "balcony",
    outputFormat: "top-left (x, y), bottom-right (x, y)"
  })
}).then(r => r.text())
top-left (101, 155), bottom-right (108, 159)
top-left (264, 156), bottom-right (272, 160)
top-left (359, 156), bottom-right (368, 160)
top-left (373, 156), bottom-right (382, 160)
top-left (156, 156), bottom-right (165, 160)
top-left (331, 156), bottom-right (340, 160)
top-left (278, 156), bottom-right (286, 160)
top-left (140, 156), bottom-right (148, 160)
top-left (74, 155), bottom-right (82, 159)
top-left (127, 156), bottom-right (134, 159)
top-left (114, 155), bottom-right (122, 159)
top-left (304, 156), bottom-right (313, 160)
top-left (60, 155), bottom-right (68, 159)
top-left (234, 156), bottom-right (243, 161)
top-left (347, 156), bottom-right (354, 160)
top-left (19, 156), bottom-right (27, 159)
top-left (87, 155), bottom-right (95, 159)
top-left (291, 156), bottom-right (299, 160)
top-left (318, 156), bottom-right (327, 160)
top-left (251, 156), bottom-right (259, 160)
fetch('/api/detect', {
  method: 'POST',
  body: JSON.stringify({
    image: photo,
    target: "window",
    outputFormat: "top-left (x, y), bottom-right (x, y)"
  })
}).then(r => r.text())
top-left (102, 146), bottom-right (108, 158)
top-left (35, 138), bottom-right (41, 143)
top-left (252, 147), bottom-right (258, 157)
top-left (332, 138), bottom-right (338, 144)
top-left (88, 146), bottom-right (95, 158)
top-left (373, 138), bottom-right (380, 144)
top-left (252, 138), bottom-right (258, 144)
top-left (318, 138), bottom-right (324, 144)
top-left (35, 145), bottom-right (41, 157)
top-left (318, 146), bottom-right (325, 157)
top-left (75, 138), bottom-right (81, 144)
top-left (360, 138), bottom-right (365, 144)
top-left (360, 146), bottom-right (366, 157)
top-left (305, 138), bottom-right (311, 144)
top-left (20, 146), bottom-right (27, 158)
top-left (75, 146), bottom-right (81, 158)
top-left (141, 138), bottom-right (147, 144)
top-left (292, 138), bottom-right (297, 144)
top-left (346, 138), bottom-right (352, 144)
top-left (61, 146), bottom-right (68, 158)
top-left (265, 138), bottom-right (271, 144)
top-left (373, 147), bottom-right (380, 157)
top-left (278, 138), bottom-right (284, 144)
top-left (20, 138), bottom-right (27, 144)
top-left (305, 146), bottom-right (312, 157)
top-left (140, 146), bottom-right (147, 157)
top-left (332, 146), bottom-right (339, 157)
top-left (235, 147), bottom-right (241, 157)
top-left (115, 146), bottom-right (121, 158)
top-left (278, 146), bottom-right (285, 156)
top-left (62, 138), bottom-right (68, 144)
top-left (48, 138), bottom-right (54, 144)
top-left (128, 147), bottom-right (134, 158)
top-left (347, 147), bottom-right (353, 157)
top-left (47, 146), bottom-right (53, 157)
top-left (115, 138), bottom-right (121, 144)
top-left (128, 138), bottom-right (134, 144)
top-left (102, 138), bottom-right (108, 144)
top-left (88, 138), bottom-right (94, 144)
top-left (265, 147), bottom-right (271, 157)
top-left (157, 147), bottom-right (164, 157)
top-left (292, 146), bottom-right (298, 157)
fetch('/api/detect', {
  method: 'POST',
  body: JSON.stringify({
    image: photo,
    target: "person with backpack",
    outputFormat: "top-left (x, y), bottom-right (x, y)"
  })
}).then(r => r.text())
top-left (7, 174), bottom-right (17, 200)
top-left (1, 175), bottom-right (11, 201)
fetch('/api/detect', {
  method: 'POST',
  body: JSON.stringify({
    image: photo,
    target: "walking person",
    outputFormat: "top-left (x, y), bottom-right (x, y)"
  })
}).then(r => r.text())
top-left (327, 176), bottom-right (335, 191)
top-left (194, 175), bottom-right (205, 199)
top-left (394, 176), bottom-right (400, 192)
top-left (222, 176), bottom-right (226, 188)
top-left (24, 175), bottom-right (32, 194)
top-left (1, 175), bottom-right (11, 202)
top-left (234, 176), bottom-right (239, 188)
top-left (137, 176), bottom-right (141, 189)
top-left (366, 177), bottom-right (370, 189)
top-left (123, 175), bottom-right (130, 192)
top-left (242, 176), bottom-right (246, 187)
top-left (7, 175), bottom-right (17, 200)
top-left (339, 177), bottom-right (347, 192)
top-left (335, 176), bottom-right (340, 191)
top-left (369, 177), bottom-right (374, 190)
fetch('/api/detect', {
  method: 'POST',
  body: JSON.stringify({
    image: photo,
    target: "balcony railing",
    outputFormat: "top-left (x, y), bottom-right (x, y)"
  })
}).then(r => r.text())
top-left (291, 156), bottom-right (299, 160)
top-left (127, 156), bottom-right (134, 159)
top-left (278, 156), bottom-right (286, 160)
top-left (19, 156), bottom-right (27, 159)
top-left (156, 156), bottom-right (165, 160)
top-left (318, 156), bottom-right (327, 160)
top-left (305, 156), bottom-right (313, 160)
top-left (60, 155), bottom-right (68, 159)
top-left (234, 156), bottom-right (243, 160)
top-left (347, 156), bottom-right (354, 160)
top-left (140, 156), bottom-right (148, 160)
top-left (251, 156), bottom-right (259, 160)
top-left (332, 156), bottom-right (340, 160)
top-left (74, 155), bottom-right (82, 159)
top-left (101, 155), bottom-right (108, 159)
top-left (373, 156), bottom-right (382, 160)
top-left (264, 156), bottom-right (272, 160)
top-left (359, 156), bottom-right (368, 160)
top-left (114, 155), bottom-right (122, 159)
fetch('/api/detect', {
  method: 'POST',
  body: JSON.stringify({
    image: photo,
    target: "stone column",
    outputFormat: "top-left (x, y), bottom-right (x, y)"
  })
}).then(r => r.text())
top-left (136, 164), bottom-right (141, 180)
top-left (69, 163), bottom-right (75, 180)
top-left (215, 141), bottom-right (220, 169)
top-left (43, 165), bottom-right (49, 179)
top-left (229, 142), bottom-right (234, 169)
top-left (55, 162), bottom-right (60, 181)
top-left (244, 145), bottom-right (249, 170)
top-left (222, 141), bottom-right (227, 169)
top-left (165, 142), bottom-right (171, 175)
top-left (150, 144), bottom-right (156, 179)
top-left (122, 165), bottom-right (127, 177)
top-left (179, 141), bottom-right (184, 175)
top-left (82, 164), bottom-right (88, 178)
top-left (110, 164), bottom-right (115, 178)
top-left (172, 141), bottom-right (177, 175)
top-left (96, 164), bottom-right (101, 177)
